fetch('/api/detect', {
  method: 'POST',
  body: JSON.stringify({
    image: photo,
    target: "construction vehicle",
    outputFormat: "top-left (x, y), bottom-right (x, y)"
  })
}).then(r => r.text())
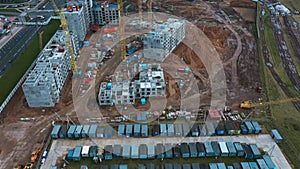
top-left (30, 144), bottom-right (43, 163)
top-left (24, 163), bottom-right (33, 169)
top-left (50, 0), bottom-right (79, 77)
top-left (240, 98), bottom-right (300, 109)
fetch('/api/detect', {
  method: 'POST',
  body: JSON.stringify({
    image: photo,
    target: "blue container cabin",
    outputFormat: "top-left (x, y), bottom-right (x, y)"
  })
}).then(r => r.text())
top-left (156, 143), bottom-right (165, 159)
top-left (67, 125), bottom-right (76, 139)
top-left (134, 124), bottom-right (141, 137)
top-left (126, 124), bottom-right (133, 137)
top-left (141, 124), bottom-right (148, 137)
top-left (122, 144), bottom-right (131, 159)
top-left (131, 144), bottom-right (139, 159)
top-left (263, 155), bottom-right (277, 169)
top-left (227, 166), bottom-right (234, 169)
top-left (167, 123), bottom-right (175, 136)
top-left (118, 124), bottom-right (125, 137)
top-left (182, 123), bottom-right (190, 136)
top-left (59, 124), bottom-right (68, 138)
top-left (191, 163), bottom-right (200, 169)
top-left (104, 145), bottom-right (113, 160)
top-left (206, 122), bottom-right (215, 136)
top-left (113, 144), bottom-right (122, 157)
top-left (242, 143), bottom-right (254, 159)
top-left (215, 123), bottom-right (225, 135)
top-left (164, 143), bottom-right (173, 158)
top-left (219, 142), bottom-right (229, 156)
top-left (256, 159), bottom-right (269, 169)
top-left (226, 122), bottom-right (235, 135)
top-left (139, 144), bottom-right (147, 159)
top-left (160, 123), bottom-right (167, 136)
top-left (204, 141), bottom-right (214, 157)
top-left (209, 163), bottom-right (218, 169)
top-left (200, 164), bottom-right (209, 169)
top-left (240, 124), bottom-right (248, 134)
top-left (96, 126), bottom-right (105, 138)
top-left (67, 149), bottom-right (74, 160)
top-left (226, 142), bottom-right (237, 156)
top-left (152, 124), bottom-right (159, 136)
top-left (244, 121), bottom-right (255, 134)
top-left (233, 162), bottom-right (242, 169)
top-left (146, 163), bottom-right (155, 169)
top-left (174, 164), bottom-right (182, 169)
top-left (175, 123), bottom-right (183, 136)
top-left (72, 146), bottom-right (82, 161)
top-left (89, 146), bottom-right (98, 157)
top-left (196, 142), bottom-right (205, 157)
top-left (217, 163), bottom-right (227, 169)
top-left (81, 125), bottom-right (90, 138)
top-left (249, 162), bottom-right (260, 169)
top-left (74, 125), bottom-right (83, 138)
top-left (188, 143), bottom-right (198, 157)
top-left (249, 144), bottom-right (261, 158)
top-left (271, 129), bottom-right (283, 143)
top-left (173, 144), bottom-right (181, 158)
top-left (138, 164), bottom-right (146, 169)
top-left (165, 163), bottom-right (173, 169)
top-left (234, 142), bottom-right (245, 157)
top-left (51, 125), bottom-right (61, 139)
top-left (147, 144), bottom-right (155, 159)
top-left (211, 141), bottom-right (221, 156)
top-left (190, 124), bottom-right (199, 137)
top-left (251, 121), bottom-right (262, 134)
top-left (104, 125), bottom-right (113, 138)
top-left (240, 162), bottom-right (251, 169)
top-left (182, 164), bottom-right (191, 169)
top-left (119, 164), bottom-right (128, 169)
top-left (181, 143), bottom-right (190, 158)
top-left (88, 125), bottom-right (98, 138)
top-left (198, 124), bottom-right (207, 136)
top-left (111, 164), bottom-right (119, 169)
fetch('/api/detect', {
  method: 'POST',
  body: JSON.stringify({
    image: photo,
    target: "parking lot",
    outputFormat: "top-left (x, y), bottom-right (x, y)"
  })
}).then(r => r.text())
top-left (42, 134), bottom-right (291, 169)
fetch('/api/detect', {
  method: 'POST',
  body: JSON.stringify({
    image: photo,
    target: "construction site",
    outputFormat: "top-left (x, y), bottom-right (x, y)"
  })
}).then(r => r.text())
top-left (0, 0), bottom-right (299, 168)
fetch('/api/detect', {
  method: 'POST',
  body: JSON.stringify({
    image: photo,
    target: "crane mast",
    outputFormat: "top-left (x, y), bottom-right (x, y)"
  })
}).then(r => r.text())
top-left (138, 0), bottom-right (143, 24)
top-left (117, 0), bottom-right (127, 60)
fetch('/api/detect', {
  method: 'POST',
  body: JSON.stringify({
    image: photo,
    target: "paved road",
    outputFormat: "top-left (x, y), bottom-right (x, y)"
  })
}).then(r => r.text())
top-left (42, 134), bottom-right (291, 169)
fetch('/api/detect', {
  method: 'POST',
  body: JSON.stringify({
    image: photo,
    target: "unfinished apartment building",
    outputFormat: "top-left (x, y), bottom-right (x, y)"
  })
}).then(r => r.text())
top-left (98, 64), bottom-right (165, 106)
top-left (22, 30), bottom-right (79, 107)
top-left (64, 1), bottom-right (89, 41)
top-left (92, 2), bottom-right (118, 25)
top-left (143, 18), bottom-right (186, 61)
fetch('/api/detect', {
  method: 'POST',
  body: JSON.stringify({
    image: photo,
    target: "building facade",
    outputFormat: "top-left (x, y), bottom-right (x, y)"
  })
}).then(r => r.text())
top-left (92, 2), bottom-right (118, 25)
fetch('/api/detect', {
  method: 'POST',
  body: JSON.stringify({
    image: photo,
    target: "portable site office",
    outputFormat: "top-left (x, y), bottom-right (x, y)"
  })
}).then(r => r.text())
top-left (89, 146), bottom-right (98, 157)
top-left (244, 121), bottom-right (255, 134)
top-left (173, 164), bottom-right (182, 169)
top-left (216, 163), bottom-right (227, 169)
top-left (240, 124), bottom-right (248, 134)
top-left (242, 143), bottom-right (254, 159)
top-left (118, 124), bottom-right (125, 137)
top-left (147, 144), bottom-right (155, 159)
top-left (181, 143), bottom-right (190, 158)
top-left (271, 129), bottom-right (283, 143)
top-left (81, 146), bottom-right (90, 157)
top-left (251, 121), bottom-right (262, 134)
top-left (74, 125), bottom-right (83, 138)
top-left (165, 163), bottom-right (173, 169)
top-left (226, 142), bottom-right (237, 156)
top-left (119, 164), bottom-right (128, 169)
top-left (131, 144), bottom-right (139, 159)
top-left (139, 144), bottom-right (147, 159)
top-left (196, 142), bottom-right (205, 157)
top-left (104, 125), bottom-right (113, 138)
top-left (256, 159), bottom-right (269, 169)
top-left (182, 164), bottom-right (191, 169)
top-left (59, 124), bottom-right (68, 138)
top-left (219, 142), bottom-right (229, 156)
top-left (182, 123), bottom-right (190, 136)
top-left (215, 123), bottom-right (225, 135)
top-left (122, 144), bottom-right (131, 159)
top-left (209, 163), bottom-right (218, 169)
top-left (211, 141), bottom-right (221, 156)
top-left (167, 123), bottom-right (175, 136)
top-left (206, 122), bottom-right (215, 136)
top-left (160, 123), bottom-right (167, 136)
top-left (164, 143), bottom-right (173, 158)
top-left (198, 124), bottom-right (207, 136)
top-left (249, 144), bottom-right (261, 158)
top-left (191, 163), bottom-right (200, 169)
top-left (104, 145), bottom-right (113, 160)
top-left (141, 124), bottom-right (148, 137)
top-left (134, 124), bottom-right (141, 137)
top-left (72, 146), bottom-right (82, 161)
top-left (113, 144), bottom-right (122, 157)
top-left (97, 126), bottom-right (105, 138)
top-left (152, 124), bottom-right (159, 136)
top-left (188, 143), bottom-right (198, 157)
top-left (156, 143), bottom-right (165, 159)
top-left (249, 162), bottom-right (260, 169)
top-left (240, 162), bottom-right (251, 169)
top-left (81, 125), bottom-right (90, 138)
top-left (190, 124), bottom-right (199, 137)
top-left (173, 144), bottom-right (181, 158)
top-left (234, 142), bottom-right (245, 157)
top-left (204, 141), bottom-right (214, 156)
top-left (88, 125), bottom-right (98, 138)
top-left (67, 125), bottom-right (76, 138)
top-left (175, 123), bottom-right (183, 136)
top-left (263, 155), bottom-right (277, 169)
top-left (51, 125), bottom-right (61, 139)
top-left (126, 124), bottom-right (133, 137)
top-left (232, 162), bottom-right (242, 169)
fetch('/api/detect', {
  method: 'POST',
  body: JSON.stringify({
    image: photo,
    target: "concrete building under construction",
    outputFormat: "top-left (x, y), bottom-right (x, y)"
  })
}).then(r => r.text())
top-left (92, 2), bottom-right (118, 25)
top-left (143, 18), bottom-right (186, 61)
top-left (22, 30), bottom-right (79, 107)
top-left (98, 64), bottom-right (165, 106)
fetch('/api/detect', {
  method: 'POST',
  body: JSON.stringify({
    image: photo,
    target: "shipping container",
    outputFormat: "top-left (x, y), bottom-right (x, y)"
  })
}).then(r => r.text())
top-left (256, 159), bottom-right (269, 169)
top-left (232, 162), bottom-right (242, 169)
top-left (59, 124), bottom-right (68, 138)
top-left (156, 143), bottom-right (165, 159)
top-left (160, 123), bottom-right (167, 136)
top-left (164, 143), bottom-right (173, 158)
top-left (147, 144), bottom-right (155, 159)
top-left (242, 143), bottom-right (254, 159)
top-left (89, 146), bottom-right (98, 157)
top-left (204, 141), bottom-right (214, 156)
top-left (104, 125), bottom-right (113, 138)
top-left (182, 123), bottom-right (190, 136)
top-left (104, 145), bottom-right (113, 160)
top-left (190, 124), bottom-right (199, 137)
top-left (167, 123), bottom-right (175, 136)
top-left (240, 162), bottom-right (251, 169)
top-left (271, 129), bottom-right (283, 143)
top-left (72, 146), bottom-right (82, 161)
top-left (209, 163), bottom-right (218, 169)
top-left (175, 123), bottom-right (183, 136)
top-left (165, 163), bottom-right (173, 169)
top-left (74, 125), bottom-right (83, 138)
top-left (51, 125), bottom-right (61, 139)
top-left (131, 144), bottom-right (139, 159)
top-left (217, 163), bottom-right (227, 169)
top-left (139, 144), bottom-right (147, 159)
top-left (181, 143), bottom-right (190, 158)
top-left (134, 124), bottom-right (141, 137)
top-left (67, 149), bottom-right (74, 160)
top-left (141, 124), bottom-right (148, 137)
top-left (249, 162), bottom-right (259, 169)
top-left (244, 121), bottom-right (255, 134)
top-left (189, 143), bottom-right (198, 157)
top-left (234, 142), bottom-right (245, 157)
top-left (122, 144), bottom-right (131, 159)
top-left (191, 163), bottom-right (200, 169)
top-left (206, 122), bottom-right (215, 136)
top-left (211, 141), bottom-right (221, 156)
top-left (81, 146), bottom-right (90, 157)
top-left (215, 123), bottom-right (225, 135)
top-left (226, 142), bottom-right (237, 156)
top-left (263, 155), bottom-right (277, 169)
top-left (251, 121), bottom-right (262, 134)
top-left (97, 126), bottom-right (105, 138)
top-left (174, 164), bottom-right (182, 169)
top-left (118, 124), bottom-right (125, 137)
top-left (88, 125), bottom-right (98, 138)
top-left (240, 124), bottom-right (248, 134)
top-left (198, 124), bottom-right (207, 136)
top-left (81, 125), bottom-right (90, 138)
top-left (182, 164), bottom-right (191, 169)
top-left (249, 144), bottom-right (261, 158)
top-left (219, 142), bottom-right (229, 156)
top-left (173, 144), bottom-right (181, 158)
top-left (126, 124), bottom-right (133, 137)
top-left (113, 144), bottom-right (122, 157)
top-left (147, 163), bottom-right (155, 169)
top-left (152, 124), bottom-right (160, 136)
top-left (120, 164), bottom-right (128, 169)
top-left (196, 142), bottom-right (205, 157)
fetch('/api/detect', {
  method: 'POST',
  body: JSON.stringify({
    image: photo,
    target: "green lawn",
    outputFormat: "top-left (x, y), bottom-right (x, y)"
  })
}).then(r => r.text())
top-left (0, 20), bottom-right (60, 105)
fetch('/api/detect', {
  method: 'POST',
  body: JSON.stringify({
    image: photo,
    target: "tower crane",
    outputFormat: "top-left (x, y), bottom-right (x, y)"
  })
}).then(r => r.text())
top-left (50, 0), bottom-right (78, 76)
top-left (117, 0), bottom-right (127, 60)
top-left (138, 0), bottom-right (143, 24)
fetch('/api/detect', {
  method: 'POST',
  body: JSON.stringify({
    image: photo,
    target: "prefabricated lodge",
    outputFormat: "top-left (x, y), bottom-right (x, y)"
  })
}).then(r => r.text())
top-left (234, 142), bottom-right (245, 157)
top-left (139, 144), bottom-right (147, 159)
top-left (141, 124), bottom-right (148, 137)
top-left (182, 123), bottom-right (190, 136)
top-left (249, 162), bottom-right (260, 169)
top-left (191, 163), bottom-right (200, 169)
top-left (240, 162), bottom-right (251, 169)
top-left (242, 143), bottom-right (254, 159)
top-left (67, 125), bottom-right (76, 138)
top-left (113, 144), bottom-right (122, 157)
top-left (152, 124), bottom-right (159, 136)
top-left (232, 162), bottom-right (242, 169)
top-left (271, 129), bottom-right (283, 143)
top-left (104, 125), bottom-right (113, 138)
top-left (263, 155), bottom-right (277, 169)
top-left (72, 146), bottom-right (82, 161)
top-left (74, 125), bottom-right (83, 138)
top-left (126, 124), bottom-right (133, 137)
top-left (122, 144), bottom-right (131, 159)
top-left (211, 141), bottom-right (221, 156)
top-left (160, 123), bottom-right (167, 136)
top-left (173, 144), bottom-right (181, 158)
top-left (134, 124), bottom-right (141, 137)
top-left (131, 144), bottom-right (139, 159)
top-left (251, 121), bottom-right (262, 134)
top-left (147, 144), bottom-right (155, 159)
top-left (196, 142), bottom-right (205, 157)
top-left (81, 146), bottom-right (90, 157)
top-left (59, 124), bottom-right (68, 138)
top-left (51, 125), bottom-right (61, 139)
top-left (156, 143), bottom-right (165, 159)
top-left (104, 145), bottom-right (113, 160)
top-left (217, 163), bottom-right (227, 169)
top-left (190, 124), bottom-right (199, 137)
top-left (188, 143), bottom-right (198, 157)
top-left (256, 159), bottom-right (269, 169)
top-left (175, 123), bottom-right (183, 136)
top-left (97, 126), bottom-right (105, 138)
top-left (244, 121), bottom-right (254, 134)
top-left (164, 143), bottom-right (173, 158)
top-left (249, 144), bottom-right (261, 158)
top-left (81, 125), bottom-right (90, 138)
top-left (167, 123), bottom-right (175, 136)
top-left (118, 124), bottom-right (125, 137)
top-left (204, 141), bottom-right (214, 156)
top-left (88, 125), bottom-right (98, 138)
top-left (199, 124), bottom-right (207, 136)
top-left (181, 143), bottom-right (190, 158)
top-left (219, 142), bottom-right (229, 156)
top-left (226, 142), bottom-right (237, 156)
top-left (209, 163), bottom-right (218, 169)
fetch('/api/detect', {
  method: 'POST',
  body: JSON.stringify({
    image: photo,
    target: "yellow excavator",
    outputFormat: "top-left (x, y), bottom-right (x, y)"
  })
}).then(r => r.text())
top-left (240, 98), bottom-right (300, 109)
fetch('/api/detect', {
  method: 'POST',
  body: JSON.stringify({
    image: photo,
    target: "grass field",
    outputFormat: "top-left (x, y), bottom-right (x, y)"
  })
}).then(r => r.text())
top-left (0, 20), bottom-right (60, 105)
top-left (257, 5), bottom-right (300, 168)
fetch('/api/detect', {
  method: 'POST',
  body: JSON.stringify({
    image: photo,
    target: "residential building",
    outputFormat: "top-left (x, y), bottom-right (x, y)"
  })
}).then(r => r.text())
top-left (92, 2), bottom-right (118, 25)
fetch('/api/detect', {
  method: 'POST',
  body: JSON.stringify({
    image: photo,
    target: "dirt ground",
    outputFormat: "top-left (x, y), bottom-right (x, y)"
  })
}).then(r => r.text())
top-left (0, 0), bottom-right (261, 168)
